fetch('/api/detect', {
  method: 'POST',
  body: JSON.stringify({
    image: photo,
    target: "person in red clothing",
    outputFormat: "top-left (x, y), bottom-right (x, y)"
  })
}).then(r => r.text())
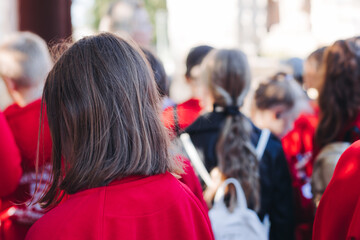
top-left (0, 32), bottom-right (53, 240)
top-left (25, 33), bottom-right (214, 240)
top-left (312, 36), bottom-right (360, 240)
top-left (312, 140), bottom-right (360, 240)
top-left (252, 73), bottom-right (316, 181)
top-left (162, 45), bottom-right (213, 135)
top-left (251, 72), bottom-right (317, 240)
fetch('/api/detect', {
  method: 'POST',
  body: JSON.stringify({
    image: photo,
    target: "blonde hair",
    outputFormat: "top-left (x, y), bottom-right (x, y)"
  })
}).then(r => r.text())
top-left (0, 32), bottom-right (52, 88)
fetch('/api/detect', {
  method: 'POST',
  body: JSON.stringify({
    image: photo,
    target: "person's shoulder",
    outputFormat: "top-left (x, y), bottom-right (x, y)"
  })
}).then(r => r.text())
top-left (26, 187), bottom-right (106, 240)
top-left (105, 172), bottom-right (203, 211)
top-left (4, 99), bottom-right (42, 119)
top-left (3, 103), bottom-right (20, 117)
top-left (185, 111), bottom-right (223, 134)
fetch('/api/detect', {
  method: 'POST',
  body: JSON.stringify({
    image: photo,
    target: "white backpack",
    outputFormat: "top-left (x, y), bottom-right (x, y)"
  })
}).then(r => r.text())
top-left (209, 178), bottom-right (267, 240)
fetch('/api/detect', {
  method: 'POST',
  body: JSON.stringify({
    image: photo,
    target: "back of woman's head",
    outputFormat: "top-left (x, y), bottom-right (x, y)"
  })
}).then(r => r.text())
top-left (316, 37), bottom-right (360, 148)
top-left (202, 49), bottom-right (260, 211)
top-left (203, 49), bottom-right (251, 107)
top-left (41, 33), bottom-right (176, 208)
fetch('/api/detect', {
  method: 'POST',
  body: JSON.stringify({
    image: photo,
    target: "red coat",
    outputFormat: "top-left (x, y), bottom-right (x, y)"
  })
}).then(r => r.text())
top-left (282, 112), bottom-right (318, 186)
top-left (1, 99), bottom-right (52, 240)
top-left (178, 158), bottom-right (208, 211)
top-left (313, 140), bottom-right (360, 240)
top-left (281, 111), bottom-right (318, 240)
top-left (0, 111), bottom-right (22, 197)
top-left (26, 172), bottom-right (214, 240)
top-left (162, 98), bottom-right (202, 135)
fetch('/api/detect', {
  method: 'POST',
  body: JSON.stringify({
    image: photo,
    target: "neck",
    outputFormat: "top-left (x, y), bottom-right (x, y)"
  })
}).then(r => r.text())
top-left (11, 85), bottom-right (43, 107)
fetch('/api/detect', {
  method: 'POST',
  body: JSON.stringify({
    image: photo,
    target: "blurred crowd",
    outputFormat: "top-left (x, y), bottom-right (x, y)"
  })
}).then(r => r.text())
top-left (1, 1), bottom-right (360, 240)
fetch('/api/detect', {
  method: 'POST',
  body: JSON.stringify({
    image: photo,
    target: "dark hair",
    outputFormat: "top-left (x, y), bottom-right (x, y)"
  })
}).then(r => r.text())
top-left (40, 33), bottom-right (180, 208)
top-left (254, 72), bottom-right (295, 111)
top-left (185, 45), bottom-right (213, 78)
top-left (315, 37), bottom-right (360, 148)
top-left (283, 57), bottom-right (303, 84)
top-left (203, 49), bottom-right (260, 211)
top-left (141, 48), bottom-right (168, 97)
top-left (308, 47), bottom-right (327, 71)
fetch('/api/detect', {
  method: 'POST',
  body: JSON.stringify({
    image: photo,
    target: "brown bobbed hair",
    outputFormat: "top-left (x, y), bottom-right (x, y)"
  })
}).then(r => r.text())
top-left (40, 33), bottom-right (179, 208)
top-left (316, 37), bottom-right (360, 148)
top-left (254, 72), bottom-right (295, 111)
top-left (202, 49), bottom-right (260, 211)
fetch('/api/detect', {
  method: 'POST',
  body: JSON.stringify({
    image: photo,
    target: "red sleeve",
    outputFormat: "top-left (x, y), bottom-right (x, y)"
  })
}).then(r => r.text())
top-left (347, 198), bottom-right (360, 239)
top-left (0, 111), bottom-right (22, 197)
top-left (178, 157), bottom-right (208, 211)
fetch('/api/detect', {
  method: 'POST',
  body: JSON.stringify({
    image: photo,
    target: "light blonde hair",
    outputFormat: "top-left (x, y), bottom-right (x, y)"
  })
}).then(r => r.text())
top-left (0, 32), bottom-right (52, 88)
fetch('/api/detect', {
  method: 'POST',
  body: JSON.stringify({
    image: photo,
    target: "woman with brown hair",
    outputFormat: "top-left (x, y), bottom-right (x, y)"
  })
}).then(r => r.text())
top-left (315, 37), bottom-right (360, 152)
top-left (25, 33), bottom-right (214, 240)
top-left (312, 36), bottom-right (360, 240)
top-left (186, 49), bottom-right (294, 240)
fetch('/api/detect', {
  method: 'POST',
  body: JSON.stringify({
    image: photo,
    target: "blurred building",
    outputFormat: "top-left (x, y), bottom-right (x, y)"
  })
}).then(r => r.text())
top-left (166, 0), bottom-right (360, 102)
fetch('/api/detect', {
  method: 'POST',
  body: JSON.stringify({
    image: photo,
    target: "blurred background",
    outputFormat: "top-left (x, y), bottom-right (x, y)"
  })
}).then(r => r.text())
top-left (0, 0), bottom-right (360, 106)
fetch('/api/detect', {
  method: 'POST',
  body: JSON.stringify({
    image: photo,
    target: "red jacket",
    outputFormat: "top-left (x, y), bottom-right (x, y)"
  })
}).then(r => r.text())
top-left (281, 112), bottom-right (318, 240)
top-left (26, 172), bottom-right (214, 240)
top-left (1, 99), bottom-right (52, 240)
top-left (313, 140), bottom-right (360, 240)
top-left (0, 111), bottom-right (22, 197)
top-left (179, 158), bottom-right (208, 211)
top-left (281, 113), bottom-right (318, 186)
top-left (162, 98), bottom-right (202, 135)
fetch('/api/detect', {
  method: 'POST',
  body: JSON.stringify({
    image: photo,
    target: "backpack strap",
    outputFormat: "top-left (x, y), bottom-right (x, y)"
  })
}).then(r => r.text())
top-left (179, 133), bottom-right (214, 187)
top-left (256, 129), bottom-right (271, 160)
top-left (173, 104), bottom-right (181, 136)
top-left (213, 178), bottom-right (247, 210)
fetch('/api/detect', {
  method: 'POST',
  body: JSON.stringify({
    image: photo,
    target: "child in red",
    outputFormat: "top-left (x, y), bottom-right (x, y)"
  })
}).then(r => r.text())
top-left (26, 33), bottom-right (214, 240)
top-left (162, 45), bottom-right (213, 135)
top-left (0, 32), bottom-right (53, 240)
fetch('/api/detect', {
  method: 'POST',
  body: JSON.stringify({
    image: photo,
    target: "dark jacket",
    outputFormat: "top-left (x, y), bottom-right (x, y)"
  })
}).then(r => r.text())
top-left (185, 111), bottom-right (295, 240)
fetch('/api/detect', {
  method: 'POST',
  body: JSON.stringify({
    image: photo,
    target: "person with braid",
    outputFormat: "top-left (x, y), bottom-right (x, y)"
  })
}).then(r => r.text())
top-left (312, 36), bottom-right (360, 240)
top-left (186, 49), bottom-right (294, 240)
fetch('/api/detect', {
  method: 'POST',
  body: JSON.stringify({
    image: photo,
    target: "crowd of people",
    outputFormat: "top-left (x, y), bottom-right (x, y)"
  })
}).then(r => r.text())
top-left (1, 1), bottom-right (360, 240)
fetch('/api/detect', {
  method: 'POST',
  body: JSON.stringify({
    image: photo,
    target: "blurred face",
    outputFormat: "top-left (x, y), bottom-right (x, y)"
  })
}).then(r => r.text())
top-left (251, 104), bottom-right (294, 138)
top-left (303, 57), bottom-right (322, 91)
top-left (132, 8), bottom-right (153, 47)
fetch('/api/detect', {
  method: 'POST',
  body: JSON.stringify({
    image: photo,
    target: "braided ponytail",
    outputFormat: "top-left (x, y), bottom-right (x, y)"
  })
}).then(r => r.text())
top-left (202, 49), bottom-right (260, 211)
